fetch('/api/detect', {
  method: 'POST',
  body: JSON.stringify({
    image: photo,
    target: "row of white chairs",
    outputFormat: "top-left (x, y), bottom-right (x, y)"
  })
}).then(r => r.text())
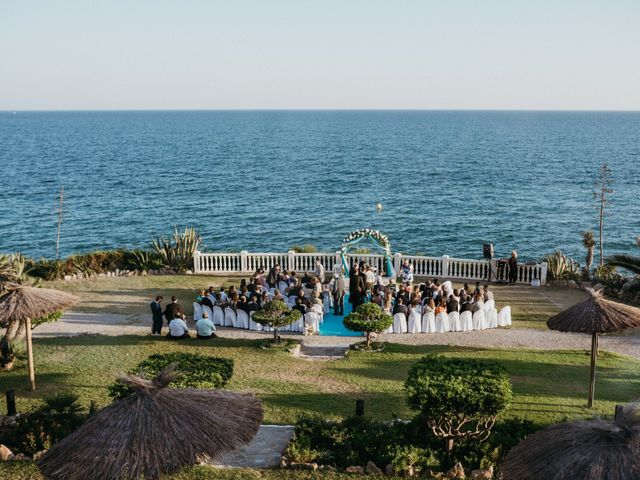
top-left (389, 306), bottom-right (511, 334)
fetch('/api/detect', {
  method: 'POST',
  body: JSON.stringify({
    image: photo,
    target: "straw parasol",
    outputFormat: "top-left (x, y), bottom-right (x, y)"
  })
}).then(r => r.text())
top-left (547, 288), bottom-right (640, 407)
top-left (0, 286), bottom-right (78, 390)
top-left (500, 402), bottom-right (640, 480)
top-left (38, 366), bottom-right (264, 480)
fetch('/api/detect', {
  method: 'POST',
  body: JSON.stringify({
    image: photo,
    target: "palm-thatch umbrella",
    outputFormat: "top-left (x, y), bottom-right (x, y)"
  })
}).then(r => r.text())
top-left (0, 286), bottom-right (78, 390)
top-left (38, 366), bottom-right (264, 480)
top-left (547, 288), bottom-right (640, 408)
top-left (500, 402), bottom-right (640, 480)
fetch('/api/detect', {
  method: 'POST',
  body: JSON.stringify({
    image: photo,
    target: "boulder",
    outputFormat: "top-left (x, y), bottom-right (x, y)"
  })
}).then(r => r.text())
top-left (345, 465), bottom-right (364, 474)
top-left (63, 274), bottom-right (73, 281)
top-left (385, 464), bottom-right (395, 475)
top-left (0, 444), bottom-right (14, 461)
top-left (365, 460), bottom-right (382, 475)
top-left (13, 453), bottom-right (30, 461)
top-left (567, 280), bottom-right (577, 289)
top-left (32, 450), bottom-right (47, 461)
top-left (470, 465), bottom-right (494, 479)
top-left (446, 462), bottom-right (465, 479)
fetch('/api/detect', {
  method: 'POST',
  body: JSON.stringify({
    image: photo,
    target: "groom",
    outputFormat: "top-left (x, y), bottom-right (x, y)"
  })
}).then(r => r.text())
top-left (348, 262), bottom-right (366, 310)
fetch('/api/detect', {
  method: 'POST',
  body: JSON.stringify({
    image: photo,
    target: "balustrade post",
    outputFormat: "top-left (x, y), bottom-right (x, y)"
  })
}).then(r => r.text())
top-left (193, 250), bottom-right (201, 274)
top-left (393, 253), bottom-right (402, 278)
top-left (540, 262), bottom-right (548, 285)
top-left (288, 250), bottom-right (296, 272)
top-left (240, 250), bottom-right (248, 273)
top-left (441, 255), bottom-right (450, 278)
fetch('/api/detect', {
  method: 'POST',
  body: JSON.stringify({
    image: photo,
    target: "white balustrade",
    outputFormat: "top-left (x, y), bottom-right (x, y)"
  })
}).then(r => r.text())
top-left (192, 250), bottom-right (547, 285)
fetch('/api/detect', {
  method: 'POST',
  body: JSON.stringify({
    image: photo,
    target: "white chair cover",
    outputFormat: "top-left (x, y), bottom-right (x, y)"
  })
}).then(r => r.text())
top-left (224, 308), bottom-right (237, 328)
top-left (407, 307), bottom-right (422, 334)
top-left (472, 310), bottom-right (487, 330)
top-left (311, 304), bottom-right (324, 323)
top-left (460, 310), bottom-right (473, 332)
top-left (448, 311), bottom-right (461, 332)
top-left (269, 287), bottom-right (276, 297)
top-left (236, 310), bottom-right (250, 329)
top-left (304, 312), bottom-right (320, 334)
top-left (498, 306), bottom-right (512, 326)
top-left (422, 311), bottom-right (436, 333)
top-left (278, 281), bottom-right (288, 293)
top-left (291, 315), bottom-right (304, 332)
top-left (249, 311), bottom-right (262, 331)
top-left (392, 313), bottom-right (408, 333)
top-left (435, 312), bottom-right (450, 333)
top-left (323, 295), bottom-right (331, 314)
top-left (484, 299), bottom-right (495, 311)
top-left (487, 308), bottom-right (498, 328)
top-left (212, 306), bottom-right (224, 326)
top-left (193, 302), bottom-right (203, 321)
top-left (201, 305), bottom-right (213, 324)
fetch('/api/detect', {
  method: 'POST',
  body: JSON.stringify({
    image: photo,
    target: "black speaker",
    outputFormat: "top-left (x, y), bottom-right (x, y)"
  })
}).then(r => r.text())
top-left (483, 242), bottom-right (494, 260)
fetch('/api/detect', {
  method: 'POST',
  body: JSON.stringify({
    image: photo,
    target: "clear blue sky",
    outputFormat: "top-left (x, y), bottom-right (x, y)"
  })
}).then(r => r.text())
top-left (1, 0), bottom-right (639, 110)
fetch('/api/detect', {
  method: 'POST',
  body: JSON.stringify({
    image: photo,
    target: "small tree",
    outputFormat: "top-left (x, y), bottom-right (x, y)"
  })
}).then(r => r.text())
top-left (582, 231), bottom-right (595, 276)
top-left (343, 303), bottom-right (393, 348)
top-left (405, 355), bottom-right (512, 452)
top-left (594, 163), bottom-right (613, 267)
top-left (252, 300), bottom-right (301, 343)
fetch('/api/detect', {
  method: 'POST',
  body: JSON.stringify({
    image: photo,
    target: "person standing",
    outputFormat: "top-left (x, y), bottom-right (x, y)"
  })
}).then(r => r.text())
top-left (164, 296), bottom-right (184, 324)
top-left (508, 250), bottom-right (518, 284)
top-left (333, 274), bottom-right (345, 316)
top-left (149, 296), bottom-right (163, 335)
top-left (314, 259), bottom-right (325, 282)
top-left (349, 263), bottom-right (366, 310)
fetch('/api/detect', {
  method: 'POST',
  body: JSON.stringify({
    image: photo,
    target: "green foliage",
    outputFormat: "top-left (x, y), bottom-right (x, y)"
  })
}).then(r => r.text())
top-left (0, 394), bottom-right (86, 455)
top-left (593, 264), bottom-right (626, 291)
top-left (405, 355), bottom-right (512, 448)
top-left (151, 226), bottom-right (202, 272)
top-left (607, 253), bottom-right (640, 276)
top-left (107, 352), bottom-right (233, 400)
top-left (127, 249), bottom-right (163, 271)
top-left (343, 303), bottom-right (393, 347)
top-left (542, 250), bottom-right (581, 281)
top-left (31, 310), bottom-right (63, 329)
top-left (388, 445), bottom-right (437, 476)
top-left (290, 244), bottom-right (318, 253)
top-left (252, 300), bottom-right (301, 342)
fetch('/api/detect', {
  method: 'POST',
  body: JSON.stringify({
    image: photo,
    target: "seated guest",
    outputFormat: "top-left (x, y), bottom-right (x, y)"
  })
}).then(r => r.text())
top-left (163, 296), bottom-right (184, 323)
top-left (435, 297), bottom-right (447, 316)
top-left (168, 315), bottom-right (189, 339)
top-left (201, 292), bottom-right (214, 310)
top-left (218, 287), bottom-right (228, 303)
top-left (446, 294), bottom-right (459, 313)
top-left (287, 271), bottom-right (298, 286)
top-left (393, 297), bottom-right (408, 316)
top-left (196, 312), bottom-right (217, 339)
top-left (229, 292), bottom-right (239, 312)
top-left (246, 295), bottom-right (259, 313)
top-left (422, 297), bottom-right (436, 315)
top-left (206, 286), bottom-right (217, 303)
top-left (239, 279), bottom-right (247, 290)
top-left (370, 287), bottom-right (383, 307)
top-left (471, 293), bottom-right (485, 313)
top-left (459, 295), bottom-right (472, 313)
top-left (483, 284), bottom-right (494, 302)
top-left (292, 297), bottom-right (307, 316)
top-left (272, 290), bottom-right (284, 302)
top-left (237, 295), bottom-right (249, 313)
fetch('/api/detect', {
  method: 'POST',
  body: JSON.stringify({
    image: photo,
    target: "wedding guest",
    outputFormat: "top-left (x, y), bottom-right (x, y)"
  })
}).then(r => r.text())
top-left (422, 297), bottom-right (436, 316)
top-left (471, 293), bottom-right (485, 313)
top-left (201, 292), bottom-right (214, 310)
top-left (167, 315), bottom-right (189, 339)
top-left (365, 265), bottom-right (375, 291)
top-left (333, 274), bottom-right (345, 315)
top-left (349, 263), bottom-right (366, 310)
top-left (292, 297), bottom-right (307, 316)
top-left (370, 287), bottom-right (383, 307)
top-left (163, 296), bottom-right (184, 323)
top-left (460, 295), bottom-right (472, 313)
top-left (218, 287), bottom-right (228, 303)
top-left (401, 260), bottom-right (414, 285)
top-left (314, 259), bottom-right (325, 281)
top-left (446, 294), bottom-right (459, 313)
top-left (267, 264), bottom-right (281, 287)
top-left (393, 297), bottom-right (408, 316)
top-left (435, 297), bottom-right (447, 316)
top-left (508, 251), bottom-right (518, 284)
top-left (149, 296), bottom-right (163, 335)
top-left (196, 312), bottom-right (216, 339)
top-left (382, 294), bottom-right (393, 315)
top-left (483, 284), bottom-right (494, 302)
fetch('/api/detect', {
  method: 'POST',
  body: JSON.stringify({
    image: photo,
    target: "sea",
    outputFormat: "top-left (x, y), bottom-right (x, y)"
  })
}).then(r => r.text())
top-left (1, 110), bottom-right (639, 263)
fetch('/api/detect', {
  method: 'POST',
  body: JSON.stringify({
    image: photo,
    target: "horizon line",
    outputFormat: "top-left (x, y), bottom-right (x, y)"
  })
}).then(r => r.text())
top-left (3, 108), bottom-right (640, 113)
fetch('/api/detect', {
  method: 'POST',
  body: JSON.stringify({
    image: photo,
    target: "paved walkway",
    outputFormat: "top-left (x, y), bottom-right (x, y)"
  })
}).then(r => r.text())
top-left (211, 425), bottom-right (294, 468)
top-left (293, 343), bottom-right (350, 360)
top-left (32, 312), bottom-right (640, 359)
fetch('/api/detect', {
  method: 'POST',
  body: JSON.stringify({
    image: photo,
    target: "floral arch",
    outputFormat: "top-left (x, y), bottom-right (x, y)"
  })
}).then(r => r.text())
top-left (340, 228), bottom-right (396, 277)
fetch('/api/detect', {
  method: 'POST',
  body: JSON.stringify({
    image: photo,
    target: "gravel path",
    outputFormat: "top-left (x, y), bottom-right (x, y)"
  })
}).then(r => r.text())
top-left (33, 312), bottom-right (640, 359)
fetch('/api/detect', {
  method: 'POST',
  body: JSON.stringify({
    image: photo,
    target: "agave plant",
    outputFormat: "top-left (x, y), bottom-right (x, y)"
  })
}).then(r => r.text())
top-left (542, 250), bottom-right (581, 281)
top-left (151, 227), bottom-right (203, 273)
top-left (128, 249), bottom-right (163, 272)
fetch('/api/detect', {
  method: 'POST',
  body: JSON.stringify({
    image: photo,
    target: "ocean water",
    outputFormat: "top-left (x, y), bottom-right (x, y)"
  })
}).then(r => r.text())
top-left (1, 110), bottom-right (639, 262)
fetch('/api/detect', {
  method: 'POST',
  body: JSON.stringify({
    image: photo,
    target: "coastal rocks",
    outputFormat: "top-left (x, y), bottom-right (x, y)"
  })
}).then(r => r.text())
top-left (0, 444), bottom-right (14, 461)
top-left (365, 460), bottom-right (382, 474)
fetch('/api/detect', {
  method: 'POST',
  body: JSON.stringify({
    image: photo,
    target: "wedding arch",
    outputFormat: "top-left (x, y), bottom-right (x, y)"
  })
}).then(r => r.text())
top-left (340, 228), bottom-right (396, 277)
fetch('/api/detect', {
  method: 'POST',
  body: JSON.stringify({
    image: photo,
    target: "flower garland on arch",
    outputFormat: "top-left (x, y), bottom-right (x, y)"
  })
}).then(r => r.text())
top-left (339, 228), bottom-right (395, 277)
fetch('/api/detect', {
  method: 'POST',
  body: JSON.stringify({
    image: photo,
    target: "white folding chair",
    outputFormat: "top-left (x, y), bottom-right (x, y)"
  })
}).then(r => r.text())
top-left (498, 306), bottom-right (512, 326)
top-left (304, 312), bottom-right (320, 334)
top-left (435, 312), bottom-right (450, 333)
top-left (224, 308), bottom-right (237, 328)
top-left (212, 306), bottom-right (224, 326)
top-left (422, 311), bottom-right (436, 333)
top-left (192, 302), bottom-right (203, 321)
top-left (201, 305), bottom-right (213, 324)
top-left (393, 313), bottom-right (408, 333)
top-left (487, 308), bottom-right (498, 328)
top-left (408, 308), bottom-right (421, 334)
top-left (472, 310), bottom-right (487, 330)
top-left (236, 310), bottom-right (249, 329)
top-left (278, 281), bottom-right (288, 294)
top-left (484, 299), bottom-right (495, 311)
top-left (448, 311), bottom-right (461, 332)
top-left (291, 314), bottom-right (304, 333)
top-left (460, 310), bottom-right (473, 332)
top-left (249, 311), bottom-right (262, 331)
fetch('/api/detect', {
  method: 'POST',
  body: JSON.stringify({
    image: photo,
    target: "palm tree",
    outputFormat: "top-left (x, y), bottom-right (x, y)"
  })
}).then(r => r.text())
top-left (606, 237), bottom-right (640, 276)
top-left (582, 231), bottom-right (595, 274)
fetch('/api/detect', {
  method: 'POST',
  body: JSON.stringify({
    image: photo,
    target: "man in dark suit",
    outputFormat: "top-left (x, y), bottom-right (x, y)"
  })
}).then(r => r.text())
top-left (163, 296), bottom-right (184, 324)
top-left (348, 263), bottom-right (366, 310)
top-left (446, 294), bottom-right (459, 314)
top-left (150, 296), bottom-right (163, 335)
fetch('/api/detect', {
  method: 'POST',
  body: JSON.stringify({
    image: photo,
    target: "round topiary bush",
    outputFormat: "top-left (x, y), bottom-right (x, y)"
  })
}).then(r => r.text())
top-left (405, 355), bottom-right (512, 451)
top-left (252, 300), bottom-right (301, 343)
top-left (343, 302), bottom-right (393, 348)
top-left (108, 352), bottom-right (233, 400)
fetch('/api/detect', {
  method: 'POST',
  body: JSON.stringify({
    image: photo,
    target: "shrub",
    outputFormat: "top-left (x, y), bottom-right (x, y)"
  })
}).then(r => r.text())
top-left (542, 250), bottom-right (581, 281)
top-left (0, 394), bottom-right (86, 455)
top-left (405, 355), bottom-right (512, 451)
top-left (31, 310), bottom-right (63, 328)
top-left (108, 352), bottom-right (233, 400)
top-left (151, 227), bottom-right (202, 272)
top-left (593, 264), bottom-right (626, 291)
top-left (343, 303), bottom-right (392, 348)
top-left (388, 445), bottom-right (438, 477)
top-left (290, 244), bottom-right (318, 253)
top-left (126, 249), bottom-right (163, 271)
top-left (252, 300), bottom-right (301, 343)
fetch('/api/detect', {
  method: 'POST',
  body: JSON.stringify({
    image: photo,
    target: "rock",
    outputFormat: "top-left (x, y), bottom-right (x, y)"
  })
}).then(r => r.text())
top-left (186, 270), bottom-right (193, 275)
top-left (471, 465), bottom-right (494, 479)
top-left (306, 463), bottom-right (318, 471)
top-left (32, 450), bottom-right (47, 461)
top-left (63, 274), bottom-right (73, 281)
top-left (567, 280), bottom-right (577, 289)
top-left (0, 444), bottom-right (14, 461)
top-left (385, 464), bottom-right (395, 475)
top-left (593, 283), bottom-right (604, 291)
top-left (365, 461), bottom-right (382, 475)
top-left (141, 270), bottom-right (147, 276)
top-left (345, 465), bottom-right (364, 474)
top-left (13, 453), bottom-right (30, 461)
top-left (98, 273), bottom-right (106, 278)
top-left (279, 456), bottom-right (288, 468)
top-left (446, 462), bottom-right (465, 479)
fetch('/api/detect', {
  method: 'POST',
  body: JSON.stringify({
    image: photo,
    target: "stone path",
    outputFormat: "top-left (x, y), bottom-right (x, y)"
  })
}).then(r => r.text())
top-left (211, 425), bottom-right (294, 468)
top-left (293, 343), bottom-right (350, 360)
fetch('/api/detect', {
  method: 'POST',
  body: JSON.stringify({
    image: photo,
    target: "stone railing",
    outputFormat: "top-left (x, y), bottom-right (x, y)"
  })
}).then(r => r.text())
top-left (193, 251), bottom-right (547, 285)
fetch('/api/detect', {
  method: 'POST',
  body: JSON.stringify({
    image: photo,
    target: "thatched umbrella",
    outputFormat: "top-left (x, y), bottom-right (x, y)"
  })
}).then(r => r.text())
top-left (500, 402), bottom-right (640, 480)
top-left (0, 286), bottom-right (78, 390)
top-left (547, 288), bottom-right (640, 407)
top-left (38, 367), bottom-right (264, 480)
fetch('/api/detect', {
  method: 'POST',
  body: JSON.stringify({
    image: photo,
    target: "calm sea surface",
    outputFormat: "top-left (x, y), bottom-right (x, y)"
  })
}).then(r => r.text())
top-left (1, 111), bottom-right (639, 262)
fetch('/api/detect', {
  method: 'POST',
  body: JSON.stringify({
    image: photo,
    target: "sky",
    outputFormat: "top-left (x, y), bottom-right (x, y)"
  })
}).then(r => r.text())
top-left (1, 0), bottom-right (639, 110)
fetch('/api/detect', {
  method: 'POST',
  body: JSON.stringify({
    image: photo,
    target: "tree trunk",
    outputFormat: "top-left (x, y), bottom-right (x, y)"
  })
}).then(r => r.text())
top-left (0, 318), bottom-right (21, 369)
top-left (444, 437), bottom-right (454, 452)
top-left (599, 196), bottom-right (605, 267)
top-left (586, 246), bottom-right (594, 273)
top-left (366, 332), bottom-right (371, 348)
top-left (25, 317), bottom-right (35, 391)
top-left (588, 332), bottom-right (598, 408)
top-left (273, 326), bottom-right (278, 343)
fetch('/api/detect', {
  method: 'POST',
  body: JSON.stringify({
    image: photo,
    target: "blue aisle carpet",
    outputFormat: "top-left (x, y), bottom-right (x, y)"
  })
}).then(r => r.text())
top-left (319, 293), bottom-right (363, 337)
